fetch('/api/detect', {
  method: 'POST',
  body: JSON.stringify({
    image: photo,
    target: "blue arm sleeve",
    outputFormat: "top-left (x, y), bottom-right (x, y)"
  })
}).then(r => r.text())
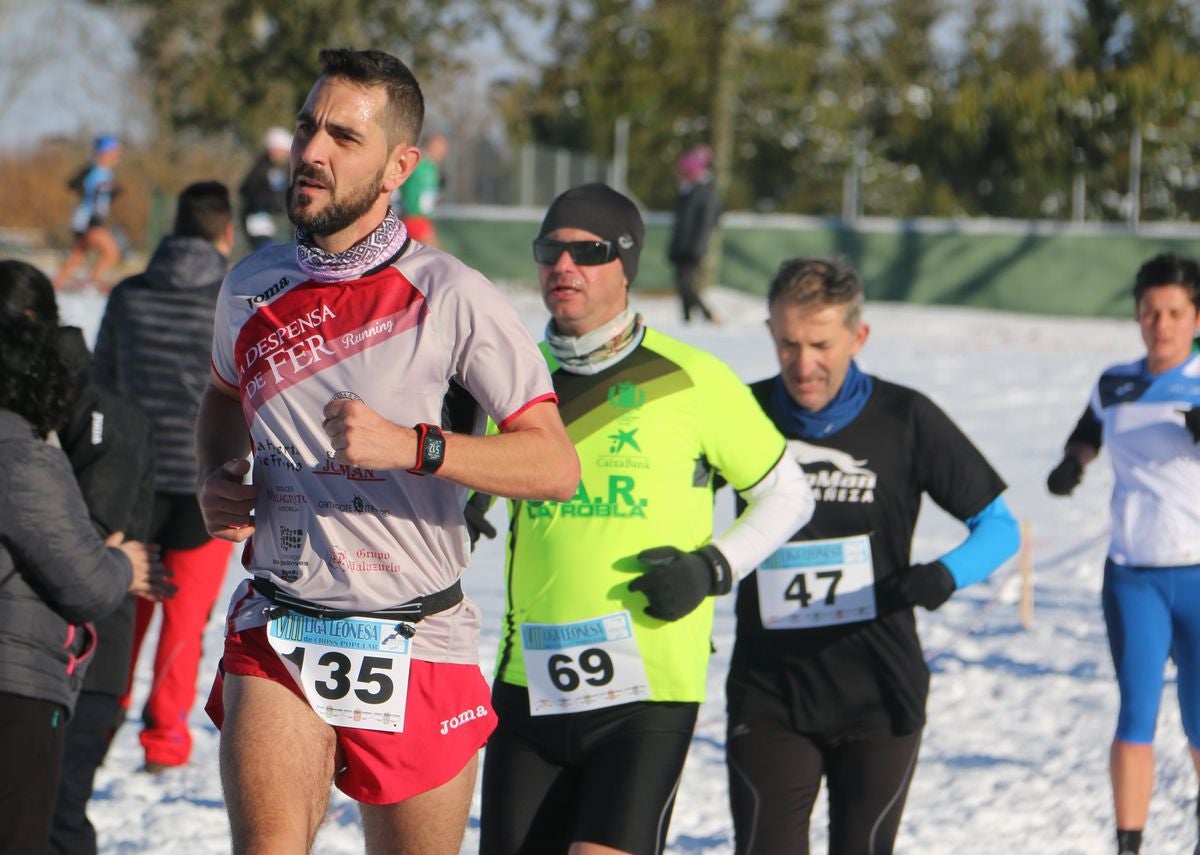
top-left (938, 495), bottom-right (1021, 589)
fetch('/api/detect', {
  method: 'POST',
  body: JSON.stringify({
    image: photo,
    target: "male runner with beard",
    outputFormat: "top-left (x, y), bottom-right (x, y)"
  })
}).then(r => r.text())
top-left (196, 48), bottom-right (579, 855)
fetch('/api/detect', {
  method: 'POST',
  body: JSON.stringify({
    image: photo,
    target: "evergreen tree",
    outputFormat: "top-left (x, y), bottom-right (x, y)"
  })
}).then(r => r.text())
top-left (86, 0), bottom-right (543, 143)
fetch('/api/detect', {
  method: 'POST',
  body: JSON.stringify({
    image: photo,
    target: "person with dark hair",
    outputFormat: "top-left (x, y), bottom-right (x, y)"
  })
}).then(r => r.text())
top-left (0, 258), bottom-right (162, 855)
top-left (1047, 252), bottom-right (1200, 855)
top-left (54, 135), bottom-right (123, 292)
top-left (0, 259), bottom-right (165, 855)
top-left (476, 184), bottom-right (813, 855)
top-left (238, 127), bottom-right (293, 251)
top-left (92, 180), bottom-right (237, 777)
top-left (726, 256), bottom-right (1020, 854)
top-left (196, 48), bottom-right (578, 854)
top-left (667, 145), bottom-right (720, 324)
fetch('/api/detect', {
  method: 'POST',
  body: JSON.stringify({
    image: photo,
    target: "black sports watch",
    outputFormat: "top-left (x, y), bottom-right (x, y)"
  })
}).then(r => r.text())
top-left (408, 423), bottom-right (446, 476)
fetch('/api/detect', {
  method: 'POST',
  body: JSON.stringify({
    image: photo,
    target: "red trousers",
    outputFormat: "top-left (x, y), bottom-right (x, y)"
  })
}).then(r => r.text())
top-left (121, 537), bottom-right (233, 766)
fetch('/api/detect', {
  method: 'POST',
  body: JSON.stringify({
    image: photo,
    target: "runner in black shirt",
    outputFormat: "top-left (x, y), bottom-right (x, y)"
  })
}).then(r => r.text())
top-left (725, 257), bottom-right (1021, 855)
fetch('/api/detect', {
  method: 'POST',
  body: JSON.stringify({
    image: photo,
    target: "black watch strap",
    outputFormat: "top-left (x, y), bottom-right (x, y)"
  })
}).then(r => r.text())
top-left (408, 423), bottom-right (446, 476)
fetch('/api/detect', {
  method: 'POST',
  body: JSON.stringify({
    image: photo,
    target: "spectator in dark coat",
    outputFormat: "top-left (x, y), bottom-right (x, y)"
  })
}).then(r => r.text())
top-left (0, 263), bottom-right (164, 854)
top-left (0, 261), bottom-right (163, 855)
top-left (668, 145), bottom-right (721, 323)
top-left (237, 126), bottom-right (292, 250)
top-left (93, 181), bottom-right (237, 773)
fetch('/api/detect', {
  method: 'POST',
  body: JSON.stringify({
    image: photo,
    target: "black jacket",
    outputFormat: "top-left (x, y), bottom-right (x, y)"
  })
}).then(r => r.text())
top-left (238, 152), bottom-right (288, 217)
top-left (94, 236), bottom-right (226, 495)
top-left (58, 327), bottom-right (155, 696)
top-left (0, 409), bottom-right (135, 717)
top-left (668, 177), bottom-right (720, 264)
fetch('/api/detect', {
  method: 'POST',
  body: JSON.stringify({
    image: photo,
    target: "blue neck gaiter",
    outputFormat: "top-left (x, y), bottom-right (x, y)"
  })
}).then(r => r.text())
top-left (771, 360), bottom-right (874, 440)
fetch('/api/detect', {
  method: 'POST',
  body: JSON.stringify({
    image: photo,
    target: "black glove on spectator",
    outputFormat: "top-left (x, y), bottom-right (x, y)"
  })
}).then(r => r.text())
top-left (630, 545), bottom-right (733, 622)
top-left (1183, 407), bottom-right (1200, 443)
top-left (463, 492), bottom-right (497, 550)
top-left (895, 561), bottom-right (957, 611)
top-left (1046, 455), bottom-right (1083, 496)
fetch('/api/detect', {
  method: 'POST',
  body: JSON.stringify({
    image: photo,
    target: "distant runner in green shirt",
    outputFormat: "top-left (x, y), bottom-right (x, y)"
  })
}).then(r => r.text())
top-left (477, 183), bottom-right (815, 855)
top-left (398, 132), bottom-right (446, 247)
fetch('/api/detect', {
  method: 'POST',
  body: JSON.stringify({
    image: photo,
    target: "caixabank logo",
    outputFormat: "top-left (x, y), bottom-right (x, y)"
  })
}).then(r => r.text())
top-left (524, 474), bottom-right (648, 520)
top-left (595, 427), bottom-right (650, 471)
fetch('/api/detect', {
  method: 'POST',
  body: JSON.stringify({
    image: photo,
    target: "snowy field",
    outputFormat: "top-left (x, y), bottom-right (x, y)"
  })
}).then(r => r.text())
top-left (57, 284), bottom-right (1199, 854)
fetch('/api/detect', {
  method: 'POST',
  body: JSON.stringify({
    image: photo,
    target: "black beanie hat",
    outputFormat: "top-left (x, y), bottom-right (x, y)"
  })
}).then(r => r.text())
top-left (538, 183), bottom-right (644, 285)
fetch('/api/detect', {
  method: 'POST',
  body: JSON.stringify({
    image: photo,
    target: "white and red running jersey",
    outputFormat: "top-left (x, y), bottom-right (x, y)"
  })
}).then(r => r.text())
top-left (211, 241), bottom-right (556, 663)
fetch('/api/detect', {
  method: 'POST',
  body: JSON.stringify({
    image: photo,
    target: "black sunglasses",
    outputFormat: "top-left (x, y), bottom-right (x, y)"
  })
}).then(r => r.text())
top-left (532, 238), bottom-right (619, 266)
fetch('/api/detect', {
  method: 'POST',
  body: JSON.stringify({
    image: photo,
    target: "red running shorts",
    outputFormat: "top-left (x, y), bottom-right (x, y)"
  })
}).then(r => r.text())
top-left (401, 215), bottom-right (436, 245)
top-left (206, 625), bottom-right (496, 804)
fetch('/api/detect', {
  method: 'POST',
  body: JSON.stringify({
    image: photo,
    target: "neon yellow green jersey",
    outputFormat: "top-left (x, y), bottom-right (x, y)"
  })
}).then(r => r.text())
top-left (494, 327), bottom-right (786, 703)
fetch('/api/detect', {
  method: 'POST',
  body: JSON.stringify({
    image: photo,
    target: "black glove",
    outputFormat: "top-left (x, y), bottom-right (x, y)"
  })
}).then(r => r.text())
top-left (1182, 407), bottom-right (1200, 443)
top-left (895, 561), bottom-right (956, 611)
top-left (629, 545), bottom-right (733, 622)
top-left (463, 492), bottom-right (497, 550)
top-left (1046, 455), bottom-right (1083, 496)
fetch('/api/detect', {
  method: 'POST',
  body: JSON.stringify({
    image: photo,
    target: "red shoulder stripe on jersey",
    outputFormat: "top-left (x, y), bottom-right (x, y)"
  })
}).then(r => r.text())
top-left (497, 392), bottom-right (560, 431)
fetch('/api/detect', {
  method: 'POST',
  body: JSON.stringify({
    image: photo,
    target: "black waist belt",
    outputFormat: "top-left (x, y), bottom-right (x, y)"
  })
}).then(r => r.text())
top-left (251, 577), bottom-right (462, 623)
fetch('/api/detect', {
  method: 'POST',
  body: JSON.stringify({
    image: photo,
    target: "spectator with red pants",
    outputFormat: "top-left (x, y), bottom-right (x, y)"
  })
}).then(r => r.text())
top-left (93, 182), bottom-right (237, 771)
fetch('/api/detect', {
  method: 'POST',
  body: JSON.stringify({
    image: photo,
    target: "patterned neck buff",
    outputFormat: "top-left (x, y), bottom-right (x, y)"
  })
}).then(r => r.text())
top-left (295, 210), bottom-right (409, 283)
top-left (545, 307), bottom-right (645, 375)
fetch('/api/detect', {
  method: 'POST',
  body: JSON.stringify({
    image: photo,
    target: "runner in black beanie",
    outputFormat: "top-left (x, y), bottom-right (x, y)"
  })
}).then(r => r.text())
top-left (538, 183), bottom-right (644, 285)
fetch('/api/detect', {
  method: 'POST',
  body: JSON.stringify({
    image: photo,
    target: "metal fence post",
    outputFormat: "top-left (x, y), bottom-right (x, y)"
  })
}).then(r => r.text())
top-left (519, 144), bottom-right (535, 207)
top-left (1128, 125), bottom-right (1141, 233)
top-left (611, 116), bottom-right (630, 193)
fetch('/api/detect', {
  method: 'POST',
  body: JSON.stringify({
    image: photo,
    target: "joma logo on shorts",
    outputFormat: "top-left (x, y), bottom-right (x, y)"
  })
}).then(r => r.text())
top-left (440, 705), bottom-right (488, 735)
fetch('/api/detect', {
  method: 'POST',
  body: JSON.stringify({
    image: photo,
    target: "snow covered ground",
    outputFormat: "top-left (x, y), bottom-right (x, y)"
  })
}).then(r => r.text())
top-left (56, 284), bottom-right (1199, 854)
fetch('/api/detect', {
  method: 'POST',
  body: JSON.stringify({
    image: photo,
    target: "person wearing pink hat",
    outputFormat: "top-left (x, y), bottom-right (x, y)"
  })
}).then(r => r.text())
top-left (668, 144), bottom-right (720, 323)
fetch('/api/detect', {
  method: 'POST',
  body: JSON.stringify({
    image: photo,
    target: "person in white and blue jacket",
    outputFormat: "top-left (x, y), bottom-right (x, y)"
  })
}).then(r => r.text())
top-left (1048, 253), bottom-right (1200, 855)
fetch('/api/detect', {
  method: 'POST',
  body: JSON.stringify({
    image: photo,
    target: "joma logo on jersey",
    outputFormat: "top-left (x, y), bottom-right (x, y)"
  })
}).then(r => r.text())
top-left (525, 475), bottom-right (648, 519)
top-left (243, 276), bottom-right (291, 308)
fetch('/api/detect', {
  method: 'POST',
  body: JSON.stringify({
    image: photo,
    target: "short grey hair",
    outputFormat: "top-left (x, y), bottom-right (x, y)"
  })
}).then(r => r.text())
top-left (767, 256), bottom-right (864, 328)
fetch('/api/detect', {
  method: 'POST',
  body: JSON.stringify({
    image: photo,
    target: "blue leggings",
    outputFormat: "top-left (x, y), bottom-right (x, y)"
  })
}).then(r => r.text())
top-left (1102, 559), bottom-right (1200, 746)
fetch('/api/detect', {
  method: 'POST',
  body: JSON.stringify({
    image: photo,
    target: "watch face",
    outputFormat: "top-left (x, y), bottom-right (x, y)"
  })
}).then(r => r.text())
top-left (417, 424), bottom-right (446, 474)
